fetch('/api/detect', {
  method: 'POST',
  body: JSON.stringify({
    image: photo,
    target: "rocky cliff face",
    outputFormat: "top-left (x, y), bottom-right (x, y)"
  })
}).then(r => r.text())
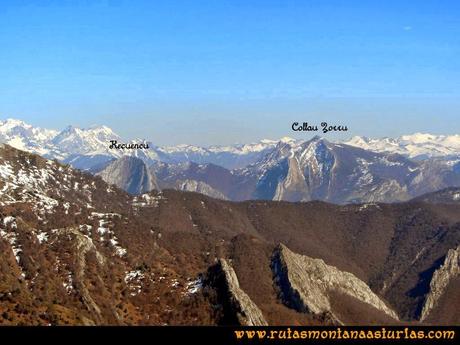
top-left (174, 179), bottom-right (228, 200)
top-left (420, 246), bottom-right (460, 321)
top-left (96, 156), bottom-right (159, 195)
top-left (207, 259), bottom-right (268, 326)
top-left (272, 244), bottom-right (399, 323)
top-left (273, 157), bottom-right (311, 202)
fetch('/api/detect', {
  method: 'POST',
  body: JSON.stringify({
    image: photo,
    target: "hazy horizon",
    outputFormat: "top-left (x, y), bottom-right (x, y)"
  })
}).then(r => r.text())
top-left (3, 115), bottom-right (460, 148)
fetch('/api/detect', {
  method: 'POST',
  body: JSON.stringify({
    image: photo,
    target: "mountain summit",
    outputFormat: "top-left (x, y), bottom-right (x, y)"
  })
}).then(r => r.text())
top-left (96, 156), bottom-right (159, 195)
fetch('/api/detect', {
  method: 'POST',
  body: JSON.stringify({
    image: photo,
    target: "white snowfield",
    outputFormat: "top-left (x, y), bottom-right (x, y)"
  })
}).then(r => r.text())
top-left (345, 133), bottom-right (460, 158)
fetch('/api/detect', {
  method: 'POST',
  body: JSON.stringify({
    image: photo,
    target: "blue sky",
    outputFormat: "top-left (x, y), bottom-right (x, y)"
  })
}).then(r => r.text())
top-left (0, 0), bottom-right (459, 145)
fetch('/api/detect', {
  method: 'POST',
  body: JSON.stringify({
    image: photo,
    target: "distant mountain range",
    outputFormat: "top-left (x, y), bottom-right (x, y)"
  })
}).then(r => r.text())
top-left (3, 118), bottom-right (460, 167)
top-left (0, 118), bottom-right (282, 170)
top-left (345, 133), bottom-right (460, 159)
top-left (1, 118), bottom-right (460, 202)
top-left (153, 137), bottom-right (460, 203)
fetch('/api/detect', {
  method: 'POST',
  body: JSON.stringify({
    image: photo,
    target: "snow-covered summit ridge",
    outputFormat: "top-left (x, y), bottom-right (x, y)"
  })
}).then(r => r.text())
top-left (345, 133), bottom-right (460, 158)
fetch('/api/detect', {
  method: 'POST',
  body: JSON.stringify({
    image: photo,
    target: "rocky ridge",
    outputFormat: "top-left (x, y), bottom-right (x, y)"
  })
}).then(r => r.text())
top-left (272, 244), bottom-right (399, 323)
top-left (174, 179), bottom-right (228, 200)
top-left (209, 259), bottom-right (268, 326)
top-left (420, 246), bottom-right (460, 321)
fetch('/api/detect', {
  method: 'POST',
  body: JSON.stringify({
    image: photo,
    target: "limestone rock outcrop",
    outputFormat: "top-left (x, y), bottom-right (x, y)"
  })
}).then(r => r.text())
top-left (420, 246), bottom-right (460, 321)
top-left (209, 258), bottom-right (268, 326)
top-left (97, 156), bottom-right (159, 195)
top-left (272, 244), bottom-right (399, 322)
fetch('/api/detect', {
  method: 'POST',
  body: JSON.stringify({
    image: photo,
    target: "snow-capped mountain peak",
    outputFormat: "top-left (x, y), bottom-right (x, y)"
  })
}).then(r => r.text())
top-left (279, 136), bottom-right (296, 143)
top-left (0, 118), bottom-right (57, 138)
top-left (0, 118), bottom-right (59, 156)
top-left (0, 118), bottom-right (30, 129)
top-left (87, 124), bottom-right (119, 137)
top-left (50, 124), bottom-right (121, 156)
top-left (400, 132), bottom-right (439, 143)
